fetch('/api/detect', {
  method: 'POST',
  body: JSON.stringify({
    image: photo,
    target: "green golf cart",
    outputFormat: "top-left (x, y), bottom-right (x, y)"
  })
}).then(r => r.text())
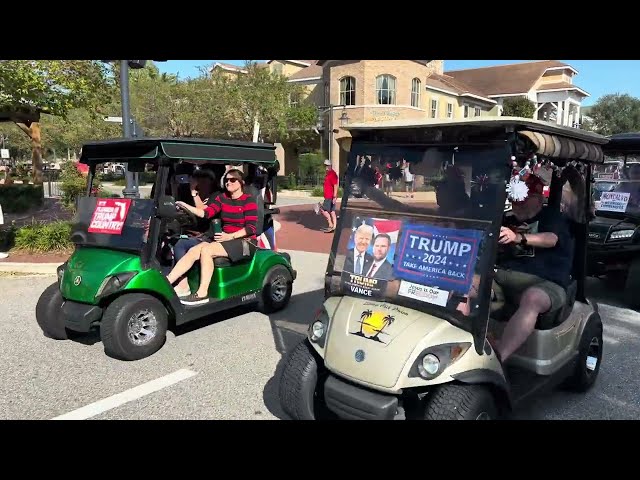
top-left (35, 137), bottom-right (296, 361)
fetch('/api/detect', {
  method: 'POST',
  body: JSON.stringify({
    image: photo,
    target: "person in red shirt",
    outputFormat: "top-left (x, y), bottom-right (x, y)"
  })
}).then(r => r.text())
top-left (166, 169), bottom-right (259, 305)
top-left (319, 159), bottom-right (339, 233)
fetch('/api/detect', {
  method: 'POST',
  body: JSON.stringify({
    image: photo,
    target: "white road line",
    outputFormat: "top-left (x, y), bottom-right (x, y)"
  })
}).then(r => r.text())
top-left (51, 369), bottom-right (198, 420)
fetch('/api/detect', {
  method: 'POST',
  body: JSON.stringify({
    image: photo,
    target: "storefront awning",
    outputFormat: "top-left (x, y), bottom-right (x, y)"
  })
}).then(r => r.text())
top-left (519, 130), bottom-right (604, 163)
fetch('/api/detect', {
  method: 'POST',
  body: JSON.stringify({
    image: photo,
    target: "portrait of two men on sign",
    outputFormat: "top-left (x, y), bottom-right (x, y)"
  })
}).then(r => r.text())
top-left (343, 217), bottom-right (402, 281)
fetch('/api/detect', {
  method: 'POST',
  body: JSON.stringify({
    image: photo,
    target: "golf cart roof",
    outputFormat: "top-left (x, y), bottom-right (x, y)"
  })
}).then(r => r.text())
top-left (79, 137), bottom-right (277, 165)
top-left (343, 116), bottom-right (609, 163)
top-left (604, 132), bottom-right (640, 155)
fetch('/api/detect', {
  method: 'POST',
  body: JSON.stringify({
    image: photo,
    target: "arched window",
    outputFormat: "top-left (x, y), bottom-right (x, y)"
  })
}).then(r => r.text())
top-left (376, 74), bottom-right (396, 105)
top-left (411, 78), bottom-right (421, 108)
top-left (340, 76), bottom-right (356, 106)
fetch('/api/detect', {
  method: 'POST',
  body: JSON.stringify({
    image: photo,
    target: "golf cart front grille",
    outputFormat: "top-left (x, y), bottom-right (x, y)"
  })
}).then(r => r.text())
top-left (324, 374), bottom-right (399, 420)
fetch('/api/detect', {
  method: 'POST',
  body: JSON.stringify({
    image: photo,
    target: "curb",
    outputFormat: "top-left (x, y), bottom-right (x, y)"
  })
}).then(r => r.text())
top-left (0, 262), bottom-right (59, 274)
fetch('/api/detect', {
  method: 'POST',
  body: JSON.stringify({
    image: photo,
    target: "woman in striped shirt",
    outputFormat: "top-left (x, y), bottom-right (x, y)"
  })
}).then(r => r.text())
top-left (166, 169), bottom-right (259, 305)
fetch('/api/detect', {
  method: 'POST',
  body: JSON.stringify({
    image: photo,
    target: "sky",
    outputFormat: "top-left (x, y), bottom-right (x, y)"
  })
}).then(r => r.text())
top-left (155, 60), bottom-right (640, 106)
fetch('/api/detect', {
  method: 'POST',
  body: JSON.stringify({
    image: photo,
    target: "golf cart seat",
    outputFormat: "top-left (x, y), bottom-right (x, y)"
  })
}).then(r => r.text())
top-left (490, 278), bottom-right (578, 330)
top-left (213, 185), bottom-right (275, 268)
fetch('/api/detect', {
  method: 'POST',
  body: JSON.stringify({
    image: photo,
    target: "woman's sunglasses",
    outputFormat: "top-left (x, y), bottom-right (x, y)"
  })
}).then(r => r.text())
top-left (225, 177), bottom-right (240, 184)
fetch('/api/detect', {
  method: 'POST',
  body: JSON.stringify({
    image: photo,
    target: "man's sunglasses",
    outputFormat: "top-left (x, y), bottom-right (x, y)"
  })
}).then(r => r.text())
top-left (225, 177), bottom-right (240, 184)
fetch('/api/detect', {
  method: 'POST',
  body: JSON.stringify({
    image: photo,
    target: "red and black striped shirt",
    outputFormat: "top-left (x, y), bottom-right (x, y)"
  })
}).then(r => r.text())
top-left (203, 192), bottom-right (259, 239)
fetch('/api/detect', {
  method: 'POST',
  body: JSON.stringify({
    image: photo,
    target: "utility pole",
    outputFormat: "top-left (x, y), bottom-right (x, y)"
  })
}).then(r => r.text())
top-left (119, 60), bottom-right (138, 198)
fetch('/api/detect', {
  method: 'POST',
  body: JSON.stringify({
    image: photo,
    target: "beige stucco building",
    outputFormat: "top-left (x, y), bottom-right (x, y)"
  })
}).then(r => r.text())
top-left (210, 60), bottom-right (589, 176)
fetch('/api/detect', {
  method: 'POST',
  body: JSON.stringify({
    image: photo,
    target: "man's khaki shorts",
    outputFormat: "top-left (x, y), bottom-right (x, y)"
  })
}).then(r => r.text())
top-left (493, 269), bottom-right (567, 312)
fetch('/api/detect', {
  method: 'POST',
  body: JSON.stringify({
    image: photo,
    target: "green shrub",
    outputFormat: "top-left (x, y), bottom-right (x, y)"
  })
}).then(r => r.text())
top-left (312, 186), bottom-right (343, 197)
top-left (59, 161), bottom-right (102, 211)
top-left (14, 221), bottom-right (73, 253)
top-left (0, 184), bottom-right (44, 213)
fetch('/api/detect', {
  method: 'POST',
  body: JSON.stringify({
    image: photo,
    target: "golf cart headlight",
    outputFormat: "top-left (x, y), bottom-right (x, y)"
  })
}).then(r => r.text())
top-left (410, 342), bottom-right (472, 380)
top-left (96, 271), bottom-right (137, 299)
top-left (309, 308), bottom-right (330, 347)
top-left (311, 321), bottom-right (325, 341)
top-left (609, 229), bottom-right (634, 240)
top-left (57, 263), bottom-right (66, 283)
top-left (419, 354), bottom-right (440, 377)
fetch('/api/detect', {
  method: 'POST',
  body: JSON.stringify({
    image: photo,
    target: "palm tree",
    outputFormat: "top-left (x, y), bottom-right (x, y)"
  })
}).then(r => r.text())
top-left (372, 315), bottom-right (395, 342)
top-left (359, 310), bottom-right (372, 335)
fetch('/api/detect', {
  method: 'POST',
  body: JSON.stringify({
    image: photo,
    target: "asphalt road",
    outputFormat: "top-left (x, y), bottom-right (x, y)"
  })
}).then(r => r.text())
top-left (1, 253), bottom-right (639, 420)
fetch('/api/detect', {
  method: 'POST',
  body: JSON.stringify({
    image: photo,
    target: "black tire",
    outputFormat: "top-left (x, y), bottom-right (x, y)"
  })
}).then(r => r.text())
top-left (100, 293), bottom-right (168, 361)
top-left (624, 259), bottom-right (640, 310)
top-left (278, 339), bottom-right (334, 420)
top-left (562, 313), bottom-right (603, 392)
top-left (259, 264), bottom-right (293, 314)
top-left (35, 282), bottom-right (69, 340)
top-left (424, 384), bottom-right (499, 420)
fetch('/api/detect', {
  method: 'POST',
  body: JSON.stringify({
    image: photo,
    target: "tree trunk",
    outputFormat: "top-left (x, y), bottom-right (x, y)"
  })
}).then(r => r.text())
top-left (30, 123), bottom-right (44, 185)
top-left (14, 121), bottom-right (44, 185)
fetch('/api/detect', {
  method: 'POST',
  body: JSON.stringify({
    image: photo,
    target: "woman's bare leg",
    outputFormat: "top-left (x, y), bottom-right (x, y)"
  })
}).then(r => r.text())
top-left (167, 243), bottom-right (207, 285)
top-left (196, 242), bottom-right (229, 298)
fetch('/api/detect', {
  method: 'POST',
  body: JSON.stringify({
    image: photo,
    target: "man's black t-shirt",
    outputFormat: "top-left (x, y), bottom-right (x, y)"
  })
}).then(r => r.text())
top-left (499, 207), bottom-right (575, 288)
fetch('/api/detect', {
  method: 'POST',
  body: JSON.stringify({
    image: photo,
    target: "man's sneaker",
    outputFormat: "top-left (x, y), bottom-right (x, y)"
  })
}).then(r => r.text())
top-left (181, 293), bottom-right (209, 305)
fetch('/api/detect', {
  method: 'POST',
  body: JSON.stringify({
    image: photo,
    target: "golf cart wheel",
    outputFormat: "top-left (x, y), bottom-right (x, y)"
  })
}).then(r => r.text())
top-left (35, 282), bottom-right (70, 340)
top-left (424, 384), bottom-right (498, 420)
top-left (100, 293), bottom-right (168, 361)
top-left (624, 259), bottom-right (640, 310)
top-left (278, 339), bottom-right (335, 420)
top-left (259, 265), bottom-right (293, 314)
top-left (562, 314), bottom-right (603, 392)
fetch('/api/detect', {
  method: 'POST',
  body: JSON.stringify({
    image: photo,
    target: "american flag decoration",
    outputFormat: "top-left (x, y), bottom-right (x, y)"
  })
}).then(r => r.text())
top-left (471, 174), bottom-right (489, 192)
top-left (258, 220), bottom-right (280, 251)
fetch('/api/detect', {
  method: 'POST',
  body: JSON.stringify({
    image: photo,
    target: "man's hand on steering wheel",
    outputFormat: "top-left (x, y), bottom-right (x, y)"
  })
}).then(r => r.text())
top-left (499, 226), bottom-right (518, 244)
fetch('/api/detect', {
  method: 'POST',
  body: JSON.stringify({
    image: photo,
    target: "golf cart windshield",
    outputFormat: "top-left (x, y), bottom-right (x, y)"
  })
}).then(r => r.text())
top-left (71, 196), bottom-right (155, 251)
top-left (595, 157), bottom-right (640, 220)
top-left (329, 143), bottom-right (506, 324)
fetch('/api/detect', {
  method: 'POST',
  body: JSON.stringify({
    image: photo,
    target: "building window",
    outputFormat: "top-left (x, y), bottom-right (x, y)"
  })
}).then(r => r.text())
top-left (463, 105), bottom-right (470, 118)
top-left (474, 107), bottom-right (481, 117)
top-left (376, 74), bottom-right (396, 105)
top-left (447, 103), bottom-right (453, 118)
top-left (340, 76), bottom-right (356, 106)
top-left (431, 99), bottom-right (438, 118)
top-left (289, 92), bottom-right (301, 106)
top-left (411, 78), bottom-right (421, 108)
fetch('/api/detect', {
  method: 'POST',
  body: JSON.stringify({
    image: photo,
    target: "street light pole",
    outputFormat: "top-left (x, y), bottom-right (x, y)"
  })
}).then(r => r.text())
top-left (316, 104), bottom-right (349, 170)
top-left (119, 60), bottom-right (138, 198)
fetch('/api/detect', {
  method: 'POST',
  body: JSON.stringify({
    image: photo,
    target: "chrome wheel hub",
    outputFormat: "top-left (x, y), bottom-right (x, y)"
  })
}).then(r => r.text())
top-left (127, 309), bottom-right (158, 346)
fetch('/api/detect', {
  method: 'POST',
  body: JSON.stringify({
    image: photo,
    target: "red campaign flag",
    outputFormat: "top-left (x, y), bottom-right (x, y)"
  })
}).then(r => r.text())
top-left (88, 198), bottom-right (132, 235)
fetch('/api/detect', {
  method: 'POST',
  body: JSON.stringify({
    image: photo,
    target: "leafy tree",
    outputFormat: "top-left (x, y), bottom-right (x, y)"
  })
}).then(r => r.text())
top-left (501, 96), bottom-right (537, 118)
top-left (586, 93), bottom-right (640, 135)
top-left (0, 60), bottom-right (113, 184)
top-left (206, 61), bottom-right (318, 142)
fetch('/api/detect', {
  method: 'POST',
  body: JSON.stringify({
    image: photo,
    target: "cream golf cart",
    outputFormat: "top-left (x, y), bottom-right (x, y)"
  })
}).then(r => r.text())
top-left (278, 117), bottom-right (609, 420)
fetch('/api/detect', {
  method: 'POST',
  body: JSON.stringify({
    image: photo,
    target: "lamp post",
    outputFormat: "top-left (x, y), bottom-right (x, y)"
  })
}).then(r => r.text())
top-left (102, 60), bottom-right (163, 198)
top-left (316, 104), bottom-right (350, 169)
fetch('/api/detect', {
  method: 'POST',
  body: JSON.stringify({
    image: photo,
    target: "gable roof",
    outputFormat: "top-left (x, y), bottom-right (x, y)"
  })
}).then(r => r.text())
top-left (267, 60), bottom-right (316, 67)
top-left (316, 60), bottom-right (433, 67)
top-left (287, 60), bottom-right (323, 81)
top-left (424, 73), bottom-right (496, 104)
top-left (445, 60), bottom-right (579, 97)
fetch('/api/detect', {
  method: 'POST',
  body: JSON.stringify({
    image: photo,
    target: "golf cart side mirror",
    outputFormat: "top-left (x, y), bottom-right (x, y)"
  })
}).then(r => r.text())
top-left (157, 195), bottom-right (178, 219)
